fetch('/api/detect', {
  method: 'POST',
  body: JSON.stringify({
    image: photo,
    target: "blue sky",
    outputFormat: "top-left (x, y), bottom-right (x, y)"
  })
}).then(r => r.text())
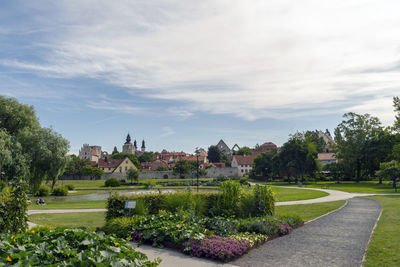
top-left (1, 1), bottom-right (399, 154)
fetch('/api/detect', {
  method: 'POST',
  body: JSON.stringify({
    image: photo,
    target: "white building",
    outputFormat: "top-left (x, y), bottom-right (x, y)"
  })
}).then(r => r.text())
top-left (78, 144), bottom-right (101, 163)
top-left (231, 155), bottom-right (256, 177)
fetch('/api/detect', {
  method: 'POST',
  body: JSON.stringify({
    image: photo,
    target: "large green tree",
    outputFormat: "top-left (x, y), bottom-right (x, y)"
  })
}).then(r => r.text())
top-left (138, 151), bottom-right (154, 163)
top-left (334, 112), bottom-right (382, 181)
top-left (0, 96), bottom-right (69, 191)
top-left (233, 146), bottom-right (252, 156)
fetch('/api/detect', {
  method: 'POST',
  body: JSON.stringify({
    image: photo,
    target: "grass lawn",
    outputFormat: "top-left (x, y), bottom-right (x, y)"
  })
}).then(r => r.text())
top-left (252, 179), bottom-right (398, 194)
top-left (363, 195), bottom-right (400, 267)
top-left (275, 200), bottom-right (346, 222)
top-left (29, 212), bottom-right (106, 230)
top-left (28, 200), bottom-right (106, 210)
top-left (272, 187), bottom-right (328, 202)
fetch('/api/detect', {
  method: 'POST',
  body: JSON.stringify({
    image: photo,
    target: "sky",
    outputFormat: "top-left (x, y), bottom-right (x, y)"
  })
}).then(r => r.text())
top-left (0, 0), bottom-right (399, 154)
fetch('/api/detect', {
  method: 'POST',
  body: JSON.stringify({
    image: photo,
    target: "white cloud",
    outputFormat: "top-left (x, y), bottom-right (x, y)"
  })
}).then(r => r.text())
top-left (160, 126), bottom-right (175, 137)
top-left (3, 0), bottom-right (400, 121)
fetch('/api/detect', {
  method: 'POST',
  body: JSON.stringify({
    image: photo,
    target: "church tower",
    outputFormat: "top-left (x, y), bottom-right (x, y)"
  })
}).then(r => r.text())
top-left (141, 140), bottom-right (146, 152)
top-left (122, 133), bottom-right (135, 154)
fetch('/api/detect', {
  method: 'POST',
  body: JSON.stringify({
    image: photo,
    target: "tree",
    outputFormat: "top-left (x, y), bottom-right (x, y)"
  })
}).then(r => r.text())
top-left (253, 151), bottom-right (275, 179)
top-left (279, 133), bottom-right (318, 183)
top-left (82, 166), bottom-right (104, 180)
top-left (110, 153), bottom-right (141, 169)
top-left (334, 112), bottom-right (382, 181)
top-left (324, 162), bottom-right (345, 183)
top-left (393, 96), bottom-right (400, 131)
top-left (304, 130), bottom-right (326, 153)
top-left (234, 147), bottom-right (252, 156)
top-left (127, 168), bottom-right (139, 184)
top-left (138, 152), bottom-right (154, 163)
top-left (207, 145), bottom-right (221, 163)
top-left (63, 155), bottom-right (90, 177)
top-left (112, 146), bottom-right (119, 154)
top-left (377, 161), bottom-right (400, 192)
top-left (0, 95), bottom-right (69, 192)
top-left (173, 160), bottom-right (191, 178)
top-left (156, 166), bottom-right (169, 171)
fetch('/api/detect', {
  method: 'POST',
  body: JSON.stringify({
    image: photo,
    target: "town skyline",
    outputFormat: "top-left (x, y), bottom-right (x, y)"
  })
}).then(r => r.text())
top-left (1, 1), bottom-right (399, 154)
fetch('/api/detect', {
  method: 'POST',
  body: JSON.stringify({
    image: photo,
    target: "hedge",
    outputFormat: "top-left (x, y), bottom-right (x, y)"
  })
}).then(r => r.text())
top-left (106, 192), bottom-right (219, 221)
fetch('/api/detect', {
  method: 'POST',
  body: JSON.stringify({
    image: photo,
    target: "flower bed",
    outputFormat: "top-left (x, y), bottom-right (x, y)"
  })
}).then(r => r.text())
top-left (0, 228), bottom-right (160, 266)
top-left (104, 212), bottom-right (303, 262)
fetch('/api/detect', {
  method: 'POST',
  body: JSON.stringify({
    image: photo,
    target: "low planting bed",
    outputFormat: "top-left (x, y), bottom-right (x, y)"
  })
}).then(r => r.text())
top-left (104, 181), bottom-right (303, 262)
top-left (0, 227), bottom-right (160, 266)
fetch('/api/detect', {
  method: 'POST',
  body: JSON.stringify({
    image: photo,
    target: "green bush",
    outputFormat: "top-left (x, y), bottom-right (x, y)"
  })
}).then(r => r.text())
top-left (106, 192), bottom-right (219, 221)
top-left (0, 181), bottom-right (28, 233)
top-left (105, 178), bottom-right (121, 187)
top-left (0, 228), bottom-right (160, 266)
top-left (252, 185), bottom-right (275, 216)
top-left (52, 186), bottom-right (68, 196)
top-left (162, 192), bottom-right (192, 212)
top-left (103, 217), bottom-right (137, 238)
top-left (35, 185), bottom-right (50, 197)
top-left (212, 181), bottom-right (242, 217)
top-left (133, 199), bottom-right (148, 215)
top-left (65, 184), bottom-right (75, 190)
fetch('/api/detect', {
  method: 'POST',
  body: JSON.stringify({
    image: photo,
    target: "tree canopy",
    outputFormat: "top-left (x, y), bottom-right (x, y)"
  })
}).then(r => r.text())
top-left (0, 95), bottom-right (69, 192)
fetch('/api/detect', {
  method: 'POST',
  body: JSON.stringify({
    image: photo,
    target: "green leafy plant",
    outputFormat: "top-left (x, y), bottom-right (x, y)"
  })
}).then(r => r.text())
top-left (65, 184), bottom-right (75, 190)
top-left (0, 228), bottom-right (161, 266)
top-left (105, 178), bottom-right (121, 187)
top-left (52, 186), bottom-right (68, 196)
top-left (35, 185), bottom-right (50, 197)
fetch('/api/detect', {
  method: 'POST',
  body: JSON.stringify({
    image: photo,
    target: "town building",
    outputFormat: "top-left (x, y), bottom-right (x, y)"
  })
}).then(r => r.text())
top-left (231, 155), bottom-right (256, 177)
top-left (98, 156), bottom-right (137, 174)
top-left (141, 159), bottom-right (169, 171)
top-left (318, 153), bottom-right (337, 165)
top-left (217, 139), bottom-right (232, 157)
top-left (78, 144), bottom-right (101, 163)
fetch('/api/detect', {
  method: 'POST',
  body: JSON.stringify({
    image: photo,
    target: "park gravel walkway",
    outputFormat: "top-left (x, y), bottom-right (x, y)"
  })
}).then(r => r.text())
top-left (232, 197), bottom-right (382, 267)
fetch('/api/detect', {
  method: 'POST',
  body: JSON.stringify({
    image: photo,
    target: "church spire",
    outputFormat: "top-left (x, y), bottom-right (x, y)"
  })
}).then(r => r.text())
top-left (125, 133), bottom-right (131, 144)
top-left (134, 140), bottom-right (137, 149)
top-left (141, 140), bottom-right (145, 149)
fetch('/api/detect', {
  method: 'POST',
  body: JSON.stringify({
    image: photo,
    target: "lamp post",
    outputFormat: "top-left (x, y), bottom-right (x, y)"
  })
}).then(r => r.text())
top-left (195, 148), bottom-right (200, 192)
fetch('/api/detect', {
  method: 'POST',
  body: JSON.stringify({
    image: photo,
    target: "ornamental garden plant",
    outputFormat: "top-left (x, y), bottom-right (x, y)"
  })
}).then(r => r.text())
top-left (104, 181), bottom-right (303, 262)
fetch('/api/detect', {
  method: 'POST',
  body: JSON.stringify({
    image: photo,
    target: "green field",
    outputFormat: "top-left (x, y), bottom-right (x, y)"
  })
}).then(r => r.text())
top-left (276, 200), bottom-right (346, 222)
top-left (29, 212), bottom-right (106, 230)
top-left (272, 187), bottom-right (328, 202)
top-left (28, 200), bottom-right (106, 210)
top-left (252, 180), bottom-right (398, 194)
top-left (363, 195), bottom-right (400, 267)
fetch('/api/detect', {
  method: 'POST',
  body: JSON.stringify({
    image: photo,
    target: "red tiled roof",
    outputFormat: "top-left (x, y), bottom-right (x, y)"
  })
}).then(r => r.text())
top-left (141, 160), bottom-right (169, 170)
top-left (233, 155), bottom-right (256, 165)
top-left (98, 158), bottom-right (123, 168)
top-left (318, 153), bottom-right (336, 161)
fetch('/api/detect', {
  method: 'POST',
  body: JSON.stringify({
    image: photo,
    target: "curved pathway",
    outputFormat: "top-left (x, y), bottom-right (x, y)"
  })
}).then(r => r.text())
top-left (232, 198), bottom-right (381, 267)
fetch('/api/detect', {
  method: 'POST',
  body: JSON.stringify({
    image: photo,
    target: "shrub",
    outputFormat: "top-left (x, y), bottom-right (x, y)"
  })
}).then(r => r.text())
top-left (252, 185), bottom-right (275, 216)
top-left (211, 181), bottom-right (242, 217)
top-left (103, 217), bottom-right (137, 238)
top-left (65, 184), bottom-right (75, 190)
top-left (133, 199), bottom-right (148, 215)
top-left (52, 186), bottom-right (68, 196)
top-left (239, 177), bottom-right (248, 185)
top-left (105, 178), bottom-right (121, 187)
top-left (35, 185), bottom-right (50, 197)
top-left (0, 228), bottom-right (161, 266)
top-left (238, 217), bottom-right (279, 235)
top-left (0, 181), bottom-right (28, 233)
top-left (162, 192), bottom-right (192, 213)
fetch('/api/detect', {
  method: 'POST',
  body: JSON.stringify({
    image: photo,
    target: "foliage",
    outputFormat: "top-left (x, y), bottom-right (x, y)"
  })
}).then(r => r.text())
top-left (323, 162), bottom-right (344, 183)
top-left (139, 152), bottom-right (155, 163)
top-left (35, 185), bottom-right (50, 197)
top-left (0, 180), bottom-right (28, 233)
top-left (65, 184), bottom-right (75, 190)
top-left (111, 153), bottom-right (141, 169)
top-left (127, 168), bottom-right (139, 184)
top-left (212, 181), bottom-right (242, 217)
top-left (156, 166), bottom-right (169, 171)
top-left (334, 112), bottom-right (382, 181)
top-left (233, 146), bottom-right (253, 156)
top-left (207, 145), bottom-right (231, 166)
top-left (0, 228), bottom-right (160, 266)
top-left (304, 130), bottom-right (327, 153)
top-left (82, 166), bottom-right (104, 179)
top-left (105, 178), bottom-right (121, 187)
top-left (52, 186), bottom-right (68, 196)
top-left (0, 95), bottom-right (69, 192)
top-left (252, 185), bottom-right (275, 216)
top-left (63, 155), bottom-right (91, 177)
top-left (187, 235), bottom-right (251, 261)
top-left (172, 160), bottom-right (191, 178)
top-left (377, 161), bottom-right (400, 191)
top-left (393, 96), bottom-right (400, 131)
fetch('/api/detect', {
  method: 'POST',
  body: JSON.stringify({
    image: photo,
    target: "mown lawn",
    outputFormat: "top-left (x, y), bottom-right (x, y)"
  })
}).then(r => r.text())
top-left (276, 200), bottom-right (346, 222)
top-left (363, 195), bottom-right (400, 267)
top-left (28, 200), bottom-right (107, 210)
top-left (272, 187), bottom-right (328, 202)
top-left (29, 212), bottom-right (106, 230)
top-left (253, 180), bottom-right (398, 194)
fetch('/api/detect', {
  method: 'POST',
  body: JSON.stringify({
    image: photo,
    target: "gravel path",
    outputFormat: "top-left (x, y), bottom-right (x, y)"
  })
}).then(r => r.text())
top-left (232, 198), bottom-right (381, 267)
